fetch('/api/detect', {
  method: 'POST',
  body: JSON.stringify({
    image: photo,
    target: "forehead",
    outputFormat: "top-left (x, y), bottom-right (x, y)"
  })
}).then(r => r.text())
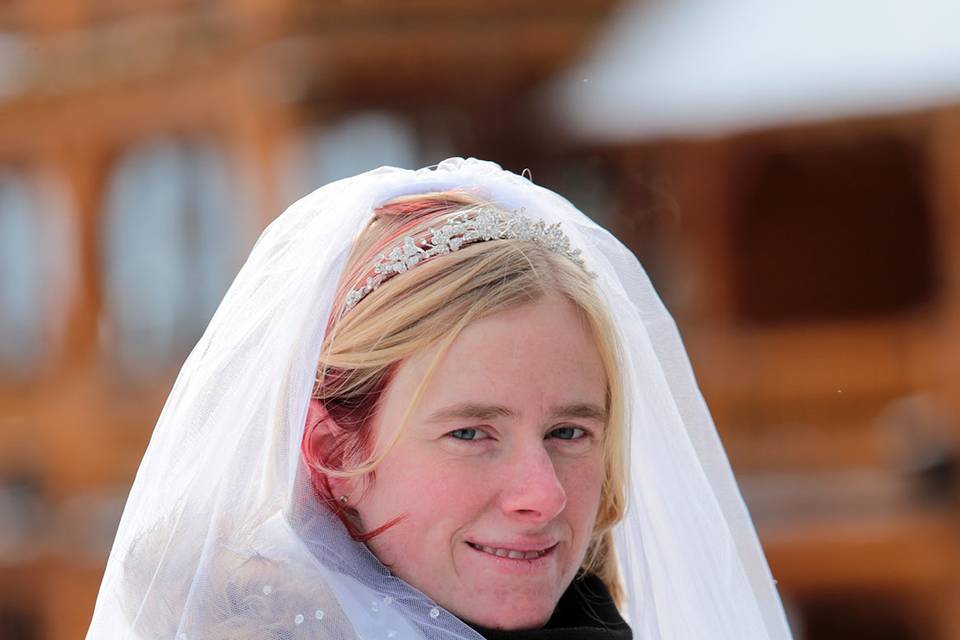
top-left (388, 294), bottom-right (608, 419)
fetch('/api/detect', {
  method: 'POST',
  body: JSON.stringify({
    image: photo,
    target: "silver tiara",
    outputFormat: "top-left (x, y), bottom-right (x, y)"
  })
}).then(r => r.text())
top-left (342, 207), bottom-right (589, 314)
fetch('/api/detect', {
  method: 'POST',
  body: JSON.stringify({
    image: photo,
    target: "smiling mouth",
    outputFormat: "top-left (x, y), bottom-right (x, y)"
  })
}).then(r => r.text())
top-left (466, 542), bottom-right (556, 560)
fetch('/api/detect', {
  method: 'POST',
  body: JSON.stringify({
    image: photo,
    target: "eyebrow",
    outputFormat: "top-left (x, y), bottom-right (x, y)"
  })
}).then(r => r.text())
top-left (425, 402), bottom-right (608, 424)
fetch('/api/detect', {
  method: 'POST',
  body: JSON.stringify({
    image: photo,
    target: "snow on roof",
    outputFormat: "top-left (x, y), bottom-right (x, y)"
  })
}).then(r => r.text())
top-left (548, 0), bottom-right (960, 141)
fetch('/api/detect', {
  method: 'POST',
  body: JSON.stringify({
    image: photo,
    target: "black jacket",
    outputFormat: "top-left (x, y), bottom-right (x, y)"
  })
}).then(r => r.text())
top-left (468, 573), bottom-right (632, 640)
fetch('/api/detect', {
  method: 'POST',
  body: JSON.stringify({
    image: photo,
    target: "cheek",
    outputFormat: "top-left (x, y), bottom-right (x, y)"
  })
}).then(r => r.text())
top-left (361, 451), bottom-right (486, 535)
top-left (558, 455), bottom-right (605, 530)
top-left (359, 453), bottom-right (488, 569)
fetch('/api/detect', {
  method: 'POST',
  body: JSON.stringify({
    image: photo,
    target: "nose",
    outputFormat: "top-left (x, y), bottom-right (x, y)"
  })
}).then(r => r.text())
top-left (499, 443), bottom-right (567, 523)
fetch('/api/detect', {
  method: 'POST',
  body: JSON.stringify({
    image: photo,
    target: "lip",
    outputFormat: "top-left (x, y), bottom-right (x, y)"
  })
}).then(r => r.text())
top-left (462, 540), bottom-right (560, 570)
top-left (466, 539), bottom-right (558, 553)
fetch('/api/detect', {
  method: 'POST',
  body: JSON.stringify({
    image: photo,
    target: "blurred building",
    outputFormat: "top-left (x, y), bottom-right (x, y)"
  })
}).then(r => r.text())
top-left (0, 1), bottom-right (618, 639)
top-left (549, 1), bottom-right (960, 638)
top-left (2, 1), bottom-right (960, 639)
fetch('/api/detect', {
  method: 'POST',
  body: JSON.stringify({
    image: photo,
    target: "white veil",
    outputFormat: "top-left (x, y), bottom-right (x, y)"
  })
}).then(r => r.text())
top-left (86, 158), bottom-right (793, 639)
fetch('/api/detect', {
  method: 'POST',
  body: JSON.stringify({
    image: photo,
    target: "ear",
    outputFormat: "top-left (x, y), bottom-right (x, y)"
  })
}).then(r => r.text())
top-left (303, 398), bottom-right (356, 503)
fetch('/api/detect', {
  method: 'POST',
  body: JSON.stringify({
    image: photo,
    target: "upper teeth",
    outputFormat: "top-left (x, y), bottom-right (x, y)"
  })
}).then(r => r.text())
top-left (470, 543), bottom-right (546, 560)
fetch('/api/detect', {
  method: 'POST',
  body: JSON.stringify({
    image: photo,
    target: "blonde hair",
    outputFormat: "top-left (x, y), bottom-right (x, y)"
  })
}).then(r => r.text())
top-left (304, 191), bottom-right (627, 604)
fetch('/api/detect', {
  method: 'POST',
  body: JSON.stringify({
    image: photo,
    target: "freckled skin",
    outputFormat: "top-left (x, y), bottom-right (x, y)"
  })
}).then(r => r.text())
top-left (349, 294), bottom-right (607, 630)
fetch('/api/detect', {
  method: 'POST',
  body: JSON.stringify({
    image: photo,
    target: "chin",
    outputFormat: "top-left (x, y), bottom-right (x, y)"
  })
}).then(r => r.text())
top-left (457, 600), bottom-right (555, 631)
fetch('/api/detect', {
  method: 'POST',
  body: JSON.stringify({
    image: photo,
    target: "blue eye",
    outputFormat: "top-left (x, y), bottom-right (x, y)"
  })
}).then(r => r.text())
top-left (449, 428), bottom-right (488, 441)
top-left (550, 426), bottom-right (586, 440)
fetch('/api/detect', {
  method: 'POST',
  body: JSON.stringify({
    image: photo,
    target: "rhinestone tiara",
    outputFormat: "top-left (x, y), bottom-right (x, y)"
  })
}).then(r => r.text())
top-left (341, 206), bottom-right (589, 315)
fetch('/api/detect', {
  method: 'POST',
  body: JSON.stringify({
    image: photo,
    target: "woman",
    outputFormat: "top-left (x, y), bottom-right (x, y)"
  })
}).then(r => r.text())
top-left (87, 158), bottom-right (792, 639)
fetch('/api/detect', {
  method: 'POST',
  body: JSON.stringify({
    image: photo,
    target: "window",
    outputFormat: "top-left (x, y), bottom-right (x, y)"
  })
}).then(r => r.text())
top-left (282, 111), bottom-right (427, 203)
top-left (729, 138), bottom-right (937, 325)
top-left (101, 139), bottom-right (253, 374)
top-left (0, 32), bottom-right (28, 101)
top-left (0, 169), bottom-right (72, 375)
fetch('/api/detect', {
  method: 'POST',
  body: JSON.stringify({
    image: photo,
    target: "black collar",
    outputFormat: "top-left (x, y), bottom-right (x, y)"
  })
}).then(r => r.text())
top-left (466, 573), bottom-right (632, 640)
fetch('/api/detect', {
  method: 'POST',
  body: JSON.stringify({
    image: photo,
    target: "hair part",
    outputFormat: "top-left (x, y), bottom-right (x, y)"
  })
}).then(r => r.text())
top-left (302, 192), bottom-right (627, 604)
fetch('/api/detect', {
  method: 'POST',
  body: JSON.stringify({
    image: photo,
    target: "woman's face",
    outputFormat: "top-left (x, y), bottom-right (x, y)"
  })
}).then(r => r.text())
top-left (351, 293), bottom-right (607, 630)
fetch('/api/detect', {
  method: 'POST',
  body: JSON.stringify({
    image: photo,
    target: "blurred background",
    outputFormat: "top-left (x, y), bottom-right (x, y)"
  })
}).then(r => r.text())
top-left (1, 0), bottom-right (960, 638)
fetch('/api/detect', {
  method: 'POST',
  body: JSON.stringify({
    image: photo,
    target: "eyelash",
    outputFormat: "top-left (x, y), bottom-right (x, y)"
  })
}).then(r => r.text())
top-left (447, 426), bottom-right (588, 442)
